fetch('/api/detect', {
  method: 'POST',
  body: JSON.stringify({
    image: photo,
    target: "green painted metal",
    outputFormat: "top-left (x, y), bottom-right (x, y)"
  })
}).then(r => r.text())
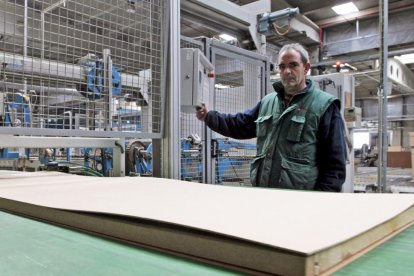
top-left (335, 225), bottom-right (414, 276)
top-left (0, 211), bottom-right (239, 276)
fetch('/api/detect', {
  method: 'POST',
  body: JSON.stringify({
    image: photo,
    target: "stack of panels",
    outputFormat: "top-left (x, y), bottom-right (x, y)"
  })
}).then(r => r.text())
top-left (1, 171), bottom-right (414, 275)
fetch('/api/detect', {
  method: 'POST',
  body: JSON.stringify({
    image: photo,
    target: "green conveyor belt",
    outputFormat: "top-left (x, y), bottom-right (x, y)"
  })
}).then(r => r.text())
top-left (335, 224), bottom-right (414, 276)
top-left (0, 211), bottom-right (238, 276)
top-left (1, 210), bottom-right (413, 275)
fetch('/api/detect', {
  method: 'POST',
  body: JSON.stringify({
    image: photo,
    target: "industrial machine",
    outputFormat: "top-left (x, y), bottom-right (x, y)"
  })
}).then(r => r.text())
top-left (180, 134), bottom-right (203, 181)
top-left (213, 138), bottom-right (256, 184)
top-left (355, 144), bottom-right (378, 167)
top-left (0, 48), bottom-right (152, 174)
top-left (125, 139), bottom-right (153, 176)
top-left (77, 56), bottom-right (122, 100)
top-left (0, 0), bottom-right (166, 177)
top-left (0, 92), bottom-right (32, 127)
top-left (179, 37), bottom-right (268, 185)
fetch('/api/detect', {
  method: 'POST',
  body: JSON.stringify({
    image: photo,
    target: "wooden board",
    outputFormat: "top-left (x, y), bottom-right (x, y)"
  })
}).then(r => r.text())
top-left (1, 171), bottom-right (414, 275)
top-left (387, 151), bottom-right (411, 168)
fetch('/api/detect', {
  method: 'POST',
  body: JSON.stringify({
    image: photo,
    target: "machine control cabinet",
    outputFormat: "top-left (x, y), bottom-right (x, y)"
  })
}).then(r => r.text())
top-left (180, 48), bottom-right (214, 113)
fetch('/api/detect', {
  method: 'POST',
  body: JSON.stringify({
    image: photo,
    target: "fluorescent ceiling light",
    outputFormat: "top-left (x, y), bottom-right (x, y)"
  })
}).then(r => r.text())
top-left (219, 34), bottom-right (236, 41)
top-left (332, 2), bottom-right (359, 15)
top-left (395, 53), bottom-right (414, 64)
top-left (215, 83), bottom-right (231, 89)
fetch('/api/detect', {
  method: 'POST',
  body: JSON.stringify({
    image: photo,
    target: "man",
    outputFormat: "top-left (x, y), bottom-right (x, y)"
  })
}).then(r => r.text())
top-left (196, 43), bottom-right (346, 192)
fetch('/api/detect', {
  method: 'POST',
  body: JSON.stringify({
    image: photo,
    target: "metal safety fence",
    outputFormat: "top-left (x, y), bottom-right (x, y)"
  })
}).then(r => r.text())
top-left (179, 37), bottom-right (269, 185)
top-left (210, 41), bottom-right (267, 185)
top-left (0, 0), bottom-right (168, 177)
top-left (0, 0), bottom-right (166, 137)
top-left (180, 36), bottom-right (205, 182)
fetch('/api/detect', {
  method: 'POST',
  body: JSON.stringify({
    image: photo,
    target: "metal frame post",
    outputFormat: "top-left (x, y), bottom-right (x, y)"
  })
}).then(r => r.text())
top-left (162, 0), bottom-right (181, 179)
top-left (378, 0), bottom-right (389, 193)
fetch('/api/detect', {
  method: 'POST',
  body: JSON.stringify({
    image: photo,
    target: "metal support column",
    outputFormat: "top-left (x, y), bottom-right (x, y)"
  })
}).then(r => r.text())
top-left (23, 0), bottom-right (28, 96)
top-left (103, 49), bottom-right (113, 130)
top-left (377, 0), bottom-right (389, 193)
top-left (162, 0), bottom-right (181, 179)
top-left (112, 137), bottom-right (125, 177)
top-left (202, 38), bottom-right (213, 184)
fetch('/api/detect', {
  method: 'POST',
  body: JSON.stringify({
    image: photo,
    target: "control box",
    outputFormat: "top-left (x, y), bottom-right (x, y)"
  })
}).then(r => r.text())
top-left (181, 48), bottom-right (214, 113)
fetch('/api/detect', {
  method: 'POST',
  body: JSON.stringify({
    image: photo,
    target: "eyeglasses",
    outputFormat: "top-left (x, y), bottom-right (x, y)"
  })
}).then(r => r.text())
top-left (277, 62), bottom-right (302, 71)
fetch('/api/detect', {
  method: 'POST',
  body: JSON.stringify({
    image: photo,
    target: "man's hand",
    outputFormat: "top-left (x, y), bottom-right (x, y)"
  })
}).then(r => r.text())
top-left (196, 103), bottom-right (208, 121)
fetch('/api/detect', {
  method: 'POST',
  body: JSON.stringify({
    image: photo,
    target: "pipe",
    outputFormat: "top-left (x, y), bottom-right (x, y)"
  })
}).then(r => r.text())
top-left (63, 111), bottom-right (72, 130)
top-left (103, 48), bottom-right (112, 130)
top-left (41, 12), bottom-right (45, 60)
top-left (41, 1), bottom-right (68, 60)
top-left (356, 19), bottom-right (359, 37)
top-left (23, 0), bottom-right (28, 95)
top-left (1, 82), bottom-right (82, 96)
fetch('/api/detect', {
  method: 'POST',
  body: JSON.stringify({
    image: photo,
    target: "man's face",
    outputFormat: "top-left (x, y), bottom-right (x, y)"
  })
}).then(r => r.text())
top-left (277, 50), bottom-right (310, 94)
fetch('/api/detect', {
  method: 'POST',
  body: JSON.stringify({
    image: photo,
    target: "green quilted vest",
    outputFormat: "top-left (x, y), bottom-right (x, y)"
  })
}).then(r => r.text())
top-left (250, 80), bottom-right (339, 190)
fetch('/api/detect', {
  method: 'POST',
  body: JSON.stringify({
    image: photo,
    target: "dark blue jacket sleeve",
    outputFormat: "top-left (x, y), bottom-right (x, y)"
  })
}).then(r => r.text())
top-left (204, 102), bottom-right (260, 140)
top-left (315, 103), bottom-right (347, 192)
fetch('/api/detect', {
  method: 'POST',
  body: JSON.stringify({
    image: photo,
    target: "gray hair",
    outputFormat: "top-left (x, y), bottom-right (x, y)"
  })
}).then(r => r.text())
top-left (278, 43), bottom-right (309, 64)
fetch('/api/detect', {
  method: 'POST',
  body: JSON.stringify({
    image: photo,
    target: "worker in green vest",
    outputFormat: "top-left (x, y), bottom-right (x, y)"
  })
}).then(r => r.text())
top-left (196, 43), bottom-right (346, 192)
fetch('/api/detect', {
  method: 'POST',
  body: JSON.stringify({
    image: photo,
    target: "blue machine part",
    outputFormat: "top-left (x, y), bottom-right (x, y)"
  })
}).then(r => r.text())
top-left (82, 147), bottom-right (113, 176)
top-left (101, 148), bottom-right (113, 176)
top-left (83, 61), bottom-right (122, 99)
top-left (66, 148), bottom-right (71, 161)
top-left (180, 137), bottom-right (202, 181)
top-left (111, 66), bottom-right (122, 96)
top-left (179, 136), bottom-right (255, 183)
top-left (85, 61), bottom-right (103, 99)
top-left (113, 109), bottom-right (142, 131)
top-left (2, 104), bottom-right (11, 126)
top-left (125, 140), bottom-right (152, 176)
top-left (0, 148), bottom-right (19, 159)
top-left (136, 143), bottom-right (152, 174)
top-left (214, 138), bottom-right (256, 184)
top-left (4, 93), bottom-right (31, 127)
top-left (38, 149), bottom-right (55, 165)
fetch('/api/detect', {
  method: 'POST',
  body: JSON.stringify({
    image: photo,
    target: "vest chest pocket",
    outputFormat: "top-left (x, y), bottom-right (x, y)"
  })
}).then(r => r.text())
top-left (255, 115), bottom-right (273, 138)
top-left (286, 115), bottom-right (305, 142)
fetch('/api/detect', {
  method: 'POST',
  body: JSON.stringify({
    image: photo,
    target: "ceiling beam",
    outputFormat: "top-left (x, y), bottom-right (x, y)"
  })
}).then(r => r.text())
top-left (312, 48), bottom-right (414, 68)
top-left (181, 0), bottom-right (270, 53)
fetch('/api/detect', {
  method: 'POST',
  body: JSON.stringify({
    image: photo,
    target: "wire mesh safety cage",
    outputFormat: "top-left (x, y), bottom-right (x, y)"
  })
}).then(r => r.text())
top-left (212, 53), bottom-right (262, 186)
top-left (0, 0), bottom-right (167, 137)
top-left (178, 37), bottom-right (267, 185)
top-left (180, 36), bottom-right (204, 182)
top-left (180, 36), bottom-right (203, 52)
